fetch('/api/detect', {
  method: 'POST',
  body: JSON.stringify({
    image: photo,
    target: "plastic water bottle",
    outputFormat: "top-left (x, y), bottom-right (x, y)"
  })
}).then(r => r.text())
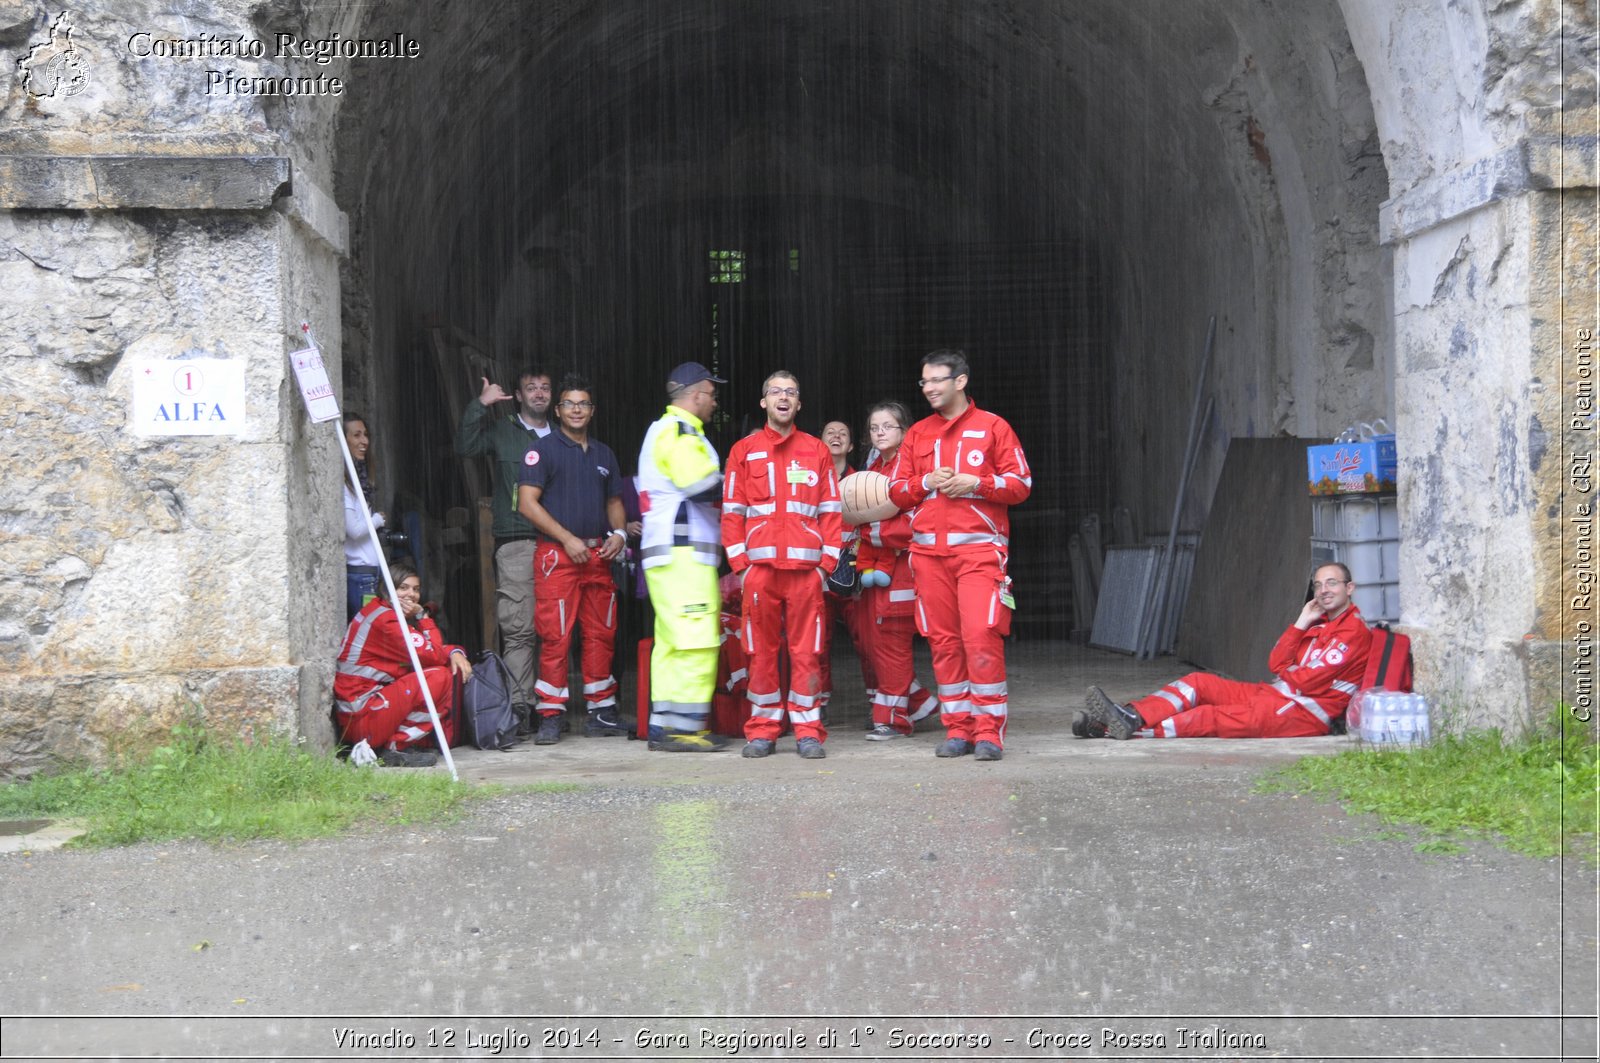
top-left (1408, 693), bottom-right (1432, 745)
top-left (1389, 693), bottom-right (1415, 745)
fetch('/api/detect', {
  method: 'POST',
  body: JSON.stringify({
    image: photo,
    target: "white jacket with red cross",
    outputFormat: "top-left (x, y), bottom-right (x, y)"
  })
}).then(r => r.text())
top-left (722, 424), bottom-right (844, 574)
top-left (1265, 604), bottom-right (1373, 723)
top-left (887, 401), bottom-right (1032, 554)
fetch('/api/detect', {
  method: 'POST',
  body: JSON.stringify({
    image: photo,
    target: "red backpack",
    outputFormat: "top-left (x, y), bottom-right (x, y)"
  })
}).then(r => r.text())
top-left (1361, 624), bottom-right (1414, 692)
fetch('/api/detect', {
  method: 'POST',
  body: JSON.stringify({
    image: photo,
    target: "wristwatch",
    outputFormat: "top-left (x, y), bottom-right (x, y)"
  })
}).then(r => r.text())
top-left (607, 528), bottom-right (626, 539)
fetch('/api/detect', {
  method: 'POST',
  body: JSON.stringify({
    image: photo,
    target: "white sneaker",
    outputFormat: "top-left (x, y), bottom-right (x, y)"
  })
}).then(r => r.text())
top-left (865, 724), bottom-right (907, 741)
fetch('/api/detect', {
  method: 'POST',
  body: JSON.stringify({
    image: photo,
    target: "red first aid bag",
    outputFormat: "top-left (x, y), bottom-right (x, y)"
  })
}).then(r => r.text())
top-left (1361, 624), bottom-right (1414, 692)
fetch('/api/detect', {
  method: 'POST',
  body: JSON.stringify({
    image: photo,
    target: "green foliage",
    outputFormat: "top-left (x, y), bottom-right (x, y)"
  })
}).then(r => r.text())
top-left (1260, 713), bottom-right (1599, 861)
top-left (0, 723), bottom-right (534, 847)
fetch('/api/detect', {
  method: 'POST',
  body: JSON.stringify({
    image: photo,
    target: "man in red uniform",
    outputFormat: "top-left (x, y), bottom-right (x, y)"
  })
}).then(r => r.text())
top-left (722, 370), bottom-right (844, 759)
top-left (1083, 562), bottom-right (1372, 738)
top-left (334, 562), bottom-right (468, 766)
top-left (887, 349), bottom-right (1032, 762)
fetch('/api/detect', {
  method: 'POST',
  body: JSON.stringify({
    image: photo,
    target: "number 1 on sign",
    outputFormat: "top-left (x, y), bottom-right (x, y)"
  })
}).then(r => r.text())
top-left (173, 366), bottom-right (204, 397)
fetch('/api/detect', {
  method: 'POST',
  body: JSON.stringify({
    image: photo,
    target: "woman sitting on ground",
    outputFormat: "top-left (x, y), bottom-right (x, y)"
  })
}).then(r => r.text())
top-left (334, 562), bottom-right (470, 767)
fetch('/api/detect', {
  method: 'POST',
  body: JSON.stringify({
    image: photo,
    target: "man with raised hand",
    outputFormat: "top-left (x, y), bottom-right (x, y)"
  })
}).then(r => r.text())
top-left (1084, 562), bottom-right (1372, 739)
top-left (455, 367), bottom-right (553, 735)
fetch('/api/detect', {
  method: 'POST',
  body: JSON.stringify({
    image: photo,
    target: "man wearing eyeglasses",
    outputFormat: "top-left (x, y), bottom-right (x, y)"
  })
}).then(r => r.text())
top-left (722, 371), bottom-right (844, 759)
top-left (516, 374), bottom-right (630, 744)
top-left (887, 348), bottom-right (1033, 762)
top-left (1083, 562), bottom-right (1373, 739)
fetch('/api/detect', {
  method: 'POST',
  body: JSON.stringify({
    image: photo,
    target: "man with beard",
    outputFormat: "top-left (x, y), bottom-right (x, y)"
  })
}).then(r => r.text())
top-left (886, 349), bottom-right (1031, 762)
top-left (456, 367), bottom-right (554, 734)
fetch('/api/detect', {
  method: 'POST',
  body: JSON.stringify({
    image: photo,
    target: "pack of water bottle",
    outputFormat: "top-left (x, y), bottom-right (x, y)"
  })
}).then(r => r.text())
top-left (1346, 688), bottom-right (1431, 747)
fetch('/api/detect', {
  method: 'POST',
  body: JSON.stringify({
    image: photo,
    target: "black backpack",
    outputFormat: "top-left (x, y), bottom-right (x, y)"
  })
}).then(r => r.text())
top-left (458, 651), bottom-right (519, 750)
top-left (825, 542), bottom-right (860, 597)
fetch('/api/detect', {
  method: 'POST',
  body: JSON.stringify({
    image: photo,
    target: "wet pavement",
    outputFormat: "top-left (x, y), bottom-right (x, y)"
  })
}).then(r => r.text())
top-left (1, 644), bottom-right (1595, 1060)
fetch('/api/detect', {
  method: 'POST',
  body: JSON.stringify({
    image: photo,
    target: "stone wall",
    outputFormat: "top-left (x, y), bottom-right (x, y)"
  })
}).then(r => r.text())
top-left (0, 2), bottom-right (348, 777)
top-left (1345, 0), bottom-right (1597, 730)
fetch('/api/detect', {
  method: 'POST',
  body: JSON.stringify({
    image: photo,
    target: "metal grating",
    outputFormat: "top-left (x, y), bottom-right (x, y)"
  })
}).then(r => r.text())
top-left (1090, 545), bottom-right (1162, 654)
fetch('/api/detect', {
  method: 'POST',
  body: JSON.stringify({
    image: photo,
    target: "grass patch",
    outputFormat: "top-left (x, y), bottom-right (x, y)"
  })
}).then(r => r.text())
top-left (0, 724), bottom-right (543, 847)
top-left (1259, 714), bottom-right (1599, 861)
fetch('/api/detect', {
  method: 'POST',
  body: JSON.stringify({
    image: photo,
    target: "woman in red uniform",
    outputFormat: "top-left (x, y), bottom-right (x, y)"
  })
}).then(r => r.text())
top-left (818, 419), bottom-right (877, 723)
top-left (855, 402), bottom-right (940, 740)
top-left (334, 562), bottom-right (469, 766)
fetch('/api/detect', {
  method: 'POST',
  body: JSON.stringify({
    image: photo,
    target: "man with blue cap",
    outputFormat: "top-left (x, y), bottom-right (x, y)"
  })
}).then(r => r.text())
top-left (637, 362), bottom-right (730, 751)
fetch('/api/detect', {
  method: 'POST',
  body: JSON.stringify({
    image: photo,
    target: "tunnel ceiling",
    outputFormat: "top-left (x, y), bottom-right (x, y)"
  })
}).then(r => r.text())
top-left (337, 0), bottom-right (1269, 353)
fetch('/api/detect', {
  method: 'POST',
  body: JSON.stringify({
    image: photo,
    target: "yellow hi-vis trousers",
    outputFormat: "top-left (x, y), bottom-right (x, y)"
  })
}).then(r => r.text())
top-left (645, 547), bottom-right (721, 735)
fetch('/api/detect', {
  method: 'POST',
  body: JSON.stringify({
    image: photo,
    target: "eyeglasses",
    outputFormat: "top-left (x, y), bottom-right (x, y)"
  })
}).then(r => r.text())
top-left (557, 400), bottom-right (595, 410)
top-left (868, 424), bottom-right (902, 435)
top-left (1313, 579), bottom-right (1348, 590)
top-left (917, 375), bottom-right (954, 388)
top-left (766, 387), bottom-right (799, 398)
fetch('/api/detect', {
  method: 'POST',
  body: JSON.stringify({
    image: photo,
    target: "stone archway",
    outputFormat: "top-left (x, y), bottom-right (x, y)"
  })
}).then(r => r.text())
top-left (0, 0), bottom-right (1590, 773)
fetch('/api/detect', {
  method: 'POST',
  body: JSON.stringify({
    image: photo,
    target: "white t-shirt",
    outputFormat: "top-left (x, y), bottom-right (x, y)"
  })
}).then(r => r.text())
top-left (344, 481), bottom-right (383, 566)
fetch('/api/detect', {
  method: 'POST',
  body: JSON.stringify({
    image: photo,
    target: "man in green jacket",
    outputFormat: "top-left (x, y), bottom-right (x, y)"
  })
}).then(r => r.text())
top-left (456, 369), bottom-right (553, 733)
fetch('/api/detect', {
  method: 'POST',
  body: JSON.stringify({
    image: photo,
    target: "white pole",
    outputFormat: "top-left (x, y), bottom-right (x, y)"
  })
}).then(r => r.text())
top-left (311, 323), bottom-right (458, 781)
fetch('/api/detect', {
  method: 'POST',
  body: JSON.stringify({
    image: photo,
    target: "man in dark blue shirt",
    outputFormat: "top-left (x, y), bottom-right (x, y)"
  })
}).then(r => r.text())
top-left (516, 375), bottom-right (630, 743)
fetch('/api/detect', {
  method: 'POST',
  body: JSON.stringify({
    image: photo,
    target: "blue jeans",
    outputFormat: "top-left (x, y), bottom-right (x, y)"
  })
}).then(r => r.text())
top-left (347, 566), bottom-right (381, 622)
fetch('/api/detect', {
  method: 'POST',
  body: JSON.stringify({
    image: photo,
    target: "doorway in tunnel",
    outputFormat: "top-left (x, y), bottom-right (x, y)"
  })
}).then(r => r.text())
top-left (419, 208), bottom-right (1113, 652)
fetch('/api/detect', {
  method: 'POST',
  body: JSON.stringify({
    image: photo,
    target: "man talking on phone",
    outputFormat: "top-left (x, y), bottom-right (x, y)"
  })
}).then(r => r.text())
top-left (1082, 562), bottom-right (1372, 739)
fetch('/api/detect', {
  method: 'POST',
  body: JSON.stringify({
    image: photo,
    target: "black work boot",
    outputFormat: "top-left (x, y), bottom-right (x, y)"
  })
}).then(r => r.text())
top-left (1084, 686), bottom-right (1141, 740)
top-left (585, 709), bottom-right (631, 737)
top-left (534, 714), bottom-right (563, 745)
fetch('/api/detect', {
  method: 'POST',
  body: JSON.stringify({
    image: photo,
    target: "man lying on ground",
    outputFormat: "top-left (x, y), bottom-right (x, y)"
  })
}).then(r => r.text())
top-left (1082, 562), bottom-right (1371, 739)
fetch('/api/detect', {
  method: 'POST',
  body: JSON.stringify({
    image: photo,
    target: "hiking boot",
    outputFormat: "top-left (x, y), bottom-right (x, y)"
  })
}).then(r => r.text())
top-left (865, 724), bottom-right (907, 742)
top-left (380, 747), bottom-right (437, 768)
top-left (514, 706), bottom-right (536, 739)
top-left (796, 737), bottom-right (826, 759)
top-left (1084, 686), bottom-right (1141, 740)
top-left (973, 741), bottom-right (1003, 762)
top-left (935, 737), bottom-right (973, 758)
top-left (534, 714), bottom-right (563, 745)
top-left (741, 738), bottom-right (775, 758)
top-left (584, 709), bottom-right (631, 737)
top-left (1071, 712), bottom-right (1107, 739)
top-left (648, 730), bottom-right (729, 753)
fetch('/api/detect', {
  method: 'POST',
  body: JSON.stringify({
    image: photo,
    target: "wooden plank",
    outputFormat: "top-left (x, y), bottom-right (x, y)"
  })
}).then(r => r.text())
top-left (1176, 437), bottom-right (1322, 680)
top-left (477, 497), bottom-right (498, 651)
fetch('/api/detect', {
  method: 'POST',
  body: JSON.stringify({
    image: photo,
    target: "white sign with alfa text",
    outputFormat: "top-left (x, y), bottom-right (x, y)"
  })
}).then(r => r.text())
top-left (130, 358), bottom-right (246, 436)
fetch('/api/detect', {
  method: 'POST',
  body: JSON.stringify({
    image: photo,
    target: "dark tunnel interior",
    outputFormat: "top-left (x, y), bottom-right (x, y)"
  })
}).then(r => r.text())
top-left (334, 0), bottom-right (1382, 651)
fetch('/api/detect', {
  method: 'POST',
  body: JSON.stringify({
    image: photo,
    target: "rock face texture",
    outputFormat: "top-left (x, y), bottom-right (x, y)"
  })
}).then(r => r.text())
top-left (0, 2), bottom-right (348, 776)
top-left (0, 0), bottom-right (1591, 774)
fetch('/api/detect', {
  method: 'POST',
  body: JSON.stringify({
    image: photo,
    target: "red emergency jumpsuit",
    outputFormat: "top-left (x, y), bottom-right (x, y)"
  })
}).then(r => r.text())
top-left (819, 462), bottom-right (878, 714)
top-left (1130, 606), bottom-right (1372, 737)
top-left (857, 450), bottom-right (939, 734)
top-left (888, 401), bottom-right (1031, 748)
top-left (533, 543), bottom-right (619, 714)
top-left (334, 599), bottom-right (461, 751)
top-left (723, 423), bottom-right (843, 743)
